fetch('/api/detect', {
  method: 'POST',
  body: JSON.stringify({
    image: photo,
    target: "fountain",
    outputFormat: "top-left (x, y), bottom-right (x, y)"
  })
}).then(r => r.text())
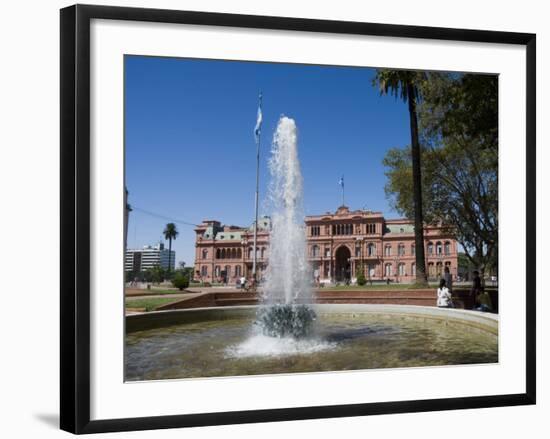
top-left (255, 116), bottom-right (316, 339)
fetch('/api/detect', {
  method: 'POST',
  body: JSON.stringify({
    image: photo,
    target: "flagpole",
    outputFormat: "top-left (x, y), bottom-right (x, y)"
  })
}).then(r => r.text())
top-left (340, 175), bottom-right (345, 206)
top-left (252, 92), bottom-right (262, 282)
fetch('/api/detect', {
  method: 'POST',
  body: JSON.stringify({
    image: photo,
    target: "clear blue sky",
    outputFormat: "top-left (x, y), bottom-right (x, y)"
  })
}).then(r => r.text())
top-left (125, 55), bottom-right (411, 266)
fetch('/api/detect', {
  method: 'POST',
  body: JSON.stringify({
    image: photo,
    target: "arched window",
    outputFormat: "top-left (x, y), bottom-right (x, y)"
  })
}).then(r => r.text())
top-left (436, 242), bottom-right (442, 255)
top-left (367, 243), bottom-right (376, 256)
top-left (202, 249), bottom-right (208, 259)
top-left (444, 241), bottom-right (451, 255)
top-left (215, 249), bottom-right (220, 259)
top-left (385, 263), bottom-right (392, 276)
top-left (221, 248), bottom-right (226, 259)
top-left (214, 266), bottom-right (220, 277)
top-left (231, 248), bottom-right (237, 259)
top-left (385, 245), bottom-right (392, 257)
top-left (411, 263), bottom-right (416, 276)
top-left (201, 266), bottom-right (208, 276)
top-left (237, 248), bottom-right (242, 259)
top-left (224, 265), bottom-right (230, 276)
top-left (235, 265), bottom-right (242, 277)
top-left (427, 242), bottom-right (434, 255)
top-left (428, 262), bottom-right (435, 277)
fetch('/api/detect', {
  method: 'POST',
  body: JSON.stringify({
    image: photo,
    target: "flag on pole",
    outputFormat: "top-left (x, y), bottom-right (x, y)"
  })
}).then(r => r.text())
top-left (254, 93), bottom-right (263, 142)
top-left (338, 176), bottom-right (344, 188)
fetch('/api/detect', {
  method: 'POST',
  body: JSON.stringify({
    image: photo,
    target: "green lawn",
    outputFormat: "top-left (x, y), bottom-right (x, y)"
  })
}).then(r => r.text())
top-left (125, 288), bottom-right (189, 297)
top-left (125, 297), bottom-right (181, 311)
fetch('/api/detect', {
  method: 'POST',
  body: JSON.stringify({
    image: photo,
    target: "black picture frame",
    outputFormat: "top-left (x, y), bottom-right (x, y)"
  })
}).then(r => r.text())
top-left (60, 4), bottom-right (536, 434)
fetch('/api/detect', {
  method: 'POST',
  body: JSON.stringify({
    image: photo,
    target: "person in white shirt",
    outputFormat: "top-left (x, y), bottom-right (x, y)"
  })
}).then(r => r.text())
top-left (437, 279), bottom-right (453, 308)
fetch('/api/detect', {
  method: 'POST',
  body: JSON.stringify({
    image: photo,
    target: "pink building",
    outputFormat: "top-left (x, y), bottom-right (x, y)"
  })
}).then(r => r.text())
top-left (194, 205), bottom-right (458, 284)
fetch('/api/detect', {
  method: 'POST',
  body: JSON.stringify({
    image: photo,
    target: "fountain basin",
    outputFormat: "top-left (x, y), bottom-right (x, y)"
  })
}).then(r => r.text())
top-left (125, 304), bottom-right (498, 381)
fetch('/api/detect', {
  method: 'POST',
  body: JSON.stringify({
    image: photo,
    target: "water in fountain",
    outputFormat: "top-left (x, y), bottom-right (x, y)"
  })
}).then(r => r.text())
top-left (226, 116), bottom-right (335, 357)
top-left (255, 116), bottom-right (316, 339)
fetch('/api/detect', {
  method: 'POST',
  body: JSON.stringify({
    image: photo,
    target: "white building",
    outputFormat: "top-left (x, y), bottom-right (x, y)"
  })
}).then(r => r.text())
top-left (125, 243), bottom-right (175, 272)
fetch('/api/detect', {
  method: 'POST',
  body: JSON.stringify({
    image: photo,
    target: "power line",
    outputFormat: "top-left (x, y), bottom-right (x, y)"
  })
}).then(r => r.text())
top-left (131, 206), bottom-right (199, 227)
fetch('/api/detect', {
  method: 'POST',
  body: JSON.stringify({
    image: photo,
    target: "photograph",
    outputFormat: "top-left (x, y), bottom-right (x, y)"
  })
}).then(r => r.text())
top-left (123, 56), bottom-right (499, 381)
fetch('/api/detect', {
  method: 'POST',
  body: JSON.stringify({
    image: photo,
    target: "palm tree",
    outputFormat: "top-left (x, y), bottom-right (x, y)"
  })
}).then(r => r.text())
top-left (163, 223), bottom-right (178, 273)
top-left (373, 69), bottom-right (428, 286)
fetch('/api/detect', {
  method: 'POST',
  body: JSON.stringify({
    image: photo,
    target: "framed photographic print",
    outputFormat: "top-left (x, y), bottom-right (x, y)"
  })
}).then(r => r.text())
top-left (60, 4), bottom-right (536, 434)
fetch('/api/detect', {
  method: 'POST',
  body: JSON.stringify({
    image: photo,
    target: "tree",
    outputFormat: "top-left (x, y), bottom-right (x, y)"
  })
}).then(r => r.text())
top-left (172, 272), bottom-right (189, 291)
top-left (383, 73), bottom-right (498, 280)
top-left (373, 69), bottom-right (428, 285)
top-left (163, 223), bottom-right (178, 273)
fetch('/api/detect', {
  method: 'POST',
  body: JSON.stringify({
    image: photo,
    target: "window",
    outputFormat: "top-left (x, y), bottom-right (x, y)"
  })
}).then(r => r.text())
top-left (398, 243), bottom-right (405, 256)
top-left (215, 266), bottom-right (220, 277)
top-left (427, 242), bottom-right (433, 255)
top-left (367, 223), bottom-right (376, 234)
top-left (221, 248), bottom-right (226, 259)
top-left (444, 241), bottom-right (451, 255)
top-left (261, 247), bottom-right (266, 259)
top-left (248, 247), bottom-right (253, 259)
top-left (385, 263), bottom-right (392, 276)
top-left (411, 263), bottom-right (416, 276)
top-left (215, 249), bottom-right (221, 259)
top-left (312, 245), bottom-right (319, 257)
top-left (235, 265), bottom-right (241, 277)
top-left (202, 249), bottom-right (208, 259)
top-left (398, 263), bottom-right (406, 276)
top-left (385, 245), bottom-right (392, 257)
top-left (411, 244), bottom-right (415, 256)
top-left (355, 245), bottom-right (361, 257)
top-left (367, 243), bottom-right (376, 257)
top-left (201, 266), bottom-right (208, 276)
top-left (324, 246), bottom-right (330, 257)
top-left (368, 264), bottom-right (375, 277)
top-left (332, 224), bottom-right (354, 236)
top-left (224, 265), bottom-right (230, 276)
top-left (311, 225), bottom-right (320, 236)
top-left (436, 242), bottom-right (442, 255)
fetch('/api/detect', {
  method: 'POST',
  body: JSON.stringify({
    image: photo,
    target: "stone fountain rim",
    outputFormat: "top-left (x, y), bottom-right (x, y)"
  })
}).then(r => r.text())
top-left (126, 304), bottom-right (498, 334)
